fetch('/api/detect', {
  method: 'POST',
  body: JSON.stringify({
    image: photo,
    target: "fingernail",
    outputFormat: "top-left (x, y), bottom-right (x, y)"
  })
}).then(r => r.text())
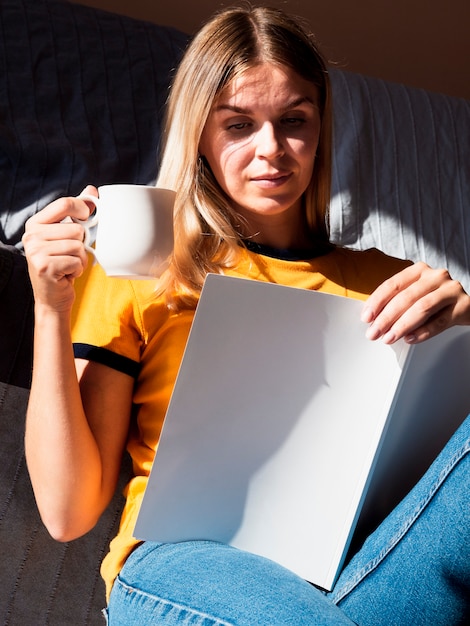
top-left (361, 306), bottom-right (374, 323)
top-left (382, 331), bottom-right (396, 344)
top-left (365, 324), bottom-right (381, 341)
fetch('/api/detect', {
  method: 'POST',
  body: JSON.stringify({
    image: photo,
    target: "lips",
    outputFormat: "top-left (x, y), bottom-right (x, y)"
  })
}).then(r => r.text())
top-left (251, 172), bottom-right (292, 186)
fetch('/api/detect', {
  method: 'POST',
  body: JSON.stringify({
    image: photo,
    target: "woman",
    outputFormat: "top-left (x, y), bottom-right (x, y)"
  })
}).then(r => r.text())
top-left (23, 5), bottom-right (470, 625)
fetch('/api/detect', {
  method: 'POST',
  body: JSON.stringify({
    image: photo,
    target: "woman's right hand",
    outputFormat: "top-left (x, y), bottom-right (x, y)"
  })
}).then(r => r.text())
top-left (22, 185), bottom-right (98, 313)
top-left (23, 185), bottom-right (133, 541)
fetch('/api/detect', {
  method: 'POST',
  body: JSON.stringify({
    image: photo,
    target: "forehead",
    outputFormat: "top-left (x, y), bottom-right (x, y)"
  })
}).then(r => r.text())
top-left (215, 63), bottom-right (319, 110)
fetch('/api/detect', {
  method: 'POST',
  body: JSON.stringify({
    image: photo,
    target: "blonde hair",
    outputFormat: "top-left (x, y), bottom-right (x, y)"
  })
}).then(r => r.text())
top-left (156, 5), bottom-right (332, 310)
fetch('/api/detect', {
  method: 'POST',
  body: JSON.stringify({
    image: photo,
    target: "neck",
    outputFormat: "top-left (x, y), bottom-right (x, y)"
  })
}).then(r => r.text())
top-left (241, 215), bottom-right (313, 251)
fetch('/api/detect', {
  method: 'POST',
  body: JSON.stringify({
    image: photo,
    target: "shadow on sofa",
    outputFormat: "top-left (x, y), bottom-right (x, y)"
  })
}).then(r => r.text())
top-left (0, 1), bottom-right (188, 623)
top-left (0, 244), bottom-right (133, 624)
top-left (1, 0), bottom-right (468, 624)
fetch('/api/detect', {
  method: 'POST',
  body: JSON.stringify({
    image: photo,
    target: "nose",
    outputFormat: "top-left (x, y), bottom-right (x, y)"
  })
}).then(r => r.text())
top-left (254, 123), bottom-right (284, 159)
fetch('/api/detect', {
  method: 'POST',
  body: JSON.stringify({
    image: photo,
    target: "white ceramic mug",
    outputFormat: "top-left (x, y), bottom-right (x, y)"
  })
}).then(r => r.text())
top-left (77, 184), bottom-right (175, 279)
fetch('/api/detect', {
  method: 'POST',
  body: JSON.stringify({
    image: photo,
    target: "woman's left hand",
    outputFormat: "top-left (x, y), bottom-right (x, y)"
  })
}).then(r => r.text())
top-left (361, 262), bottom-right (470, 344)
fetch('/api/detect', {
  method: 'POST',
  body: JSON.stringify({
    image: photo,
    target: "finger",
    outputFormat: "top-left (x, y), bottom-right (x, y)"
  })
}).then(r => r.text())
top-left (379, 295), bottom-right (454, 344)
top-left (363, 265), bottom-right (444, 339)
top-left (23, 221), bottom-right (87, 258)
top-left (399, 279), bottom-right (470, 343)
top-left (27, 220), bottom-right (87, 242)
top-left (364, 282), bottom-right (440, 341)
top-left (35, 251), bottom-right (88, 281)
top-left (400, 306), bottom-right (453, 344)
top-left (27, 251), bottom-right (86, 312)
top-left (361, 262), bottom-right (433, 324)
top-left (26, 236), bottom-right (89, 273)
top-left (27, 192), bottom-right (96, 228)
top-left (367, 273), bottom-right (466, 344)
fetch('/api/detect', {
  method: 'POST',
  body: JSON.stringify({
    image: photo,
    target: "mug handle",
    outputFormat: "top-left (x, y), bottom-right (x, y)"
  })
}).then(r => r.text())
top-left (73, 193), bottom-right (100, 254)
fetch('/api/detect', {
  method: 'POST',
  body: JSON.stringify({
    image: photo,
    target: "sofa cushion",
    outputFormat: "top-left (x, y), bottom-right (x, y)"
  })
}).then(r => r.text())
top-left (329, 69), bottom-right (470, 292)
top-left (0, 0), bottom-right (188, 247)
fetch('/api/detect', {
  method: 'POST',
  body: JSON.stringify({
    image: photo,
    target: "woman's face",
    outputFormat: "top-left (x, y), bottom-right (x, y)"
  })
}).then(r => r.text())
top-left (199, 62), bottom-right (321, 247)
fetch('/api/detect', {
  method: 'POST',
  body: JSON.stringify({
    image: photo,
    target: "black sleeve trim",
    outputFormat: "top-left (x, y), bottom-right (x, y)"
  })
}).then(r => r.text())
top-left (73, 343), bottom-right (140, 378)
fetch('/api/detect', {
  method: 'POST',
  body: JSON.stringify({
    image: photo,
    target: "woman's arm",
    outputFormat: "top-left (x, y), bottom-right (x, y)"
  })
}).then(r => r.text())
top-left (361, 261), bottom-right (470, 344)
top-left (23, 187), bottom-right (132, 541)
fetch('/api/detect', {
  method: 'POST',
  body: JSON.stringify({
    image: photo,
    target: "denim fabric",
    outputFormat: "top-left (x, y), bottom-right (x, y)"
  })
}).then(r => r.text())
top-left (332, 412), bottom-right (470, 625)
top-left (107, 541), bottom-right (355, 625)
top-left (106, 415), bottom-right (470, 625)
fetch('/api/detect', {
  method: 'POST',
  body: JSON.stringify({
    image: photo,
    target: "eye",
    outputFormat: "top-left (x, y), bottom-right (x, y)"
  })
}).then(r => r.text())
top-left (226, 121), bottom-right (252, 133)
top-left (281, 116), bottom-right (306, 127)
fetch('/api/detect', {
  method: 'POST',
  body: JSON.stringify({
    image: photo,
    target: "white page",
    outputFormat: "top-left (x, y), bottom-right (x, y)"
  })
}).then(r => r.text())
top-left (135, 274), bottom-right (416, 589)
top-left (355, 323), bottom-right (470, 544)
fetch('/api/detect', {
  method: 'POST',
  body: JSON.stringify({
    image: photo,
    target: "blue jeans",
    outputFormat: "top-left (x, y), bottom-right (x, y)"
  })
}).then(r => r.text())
top-left (106, 415), bottom-right (470, 625)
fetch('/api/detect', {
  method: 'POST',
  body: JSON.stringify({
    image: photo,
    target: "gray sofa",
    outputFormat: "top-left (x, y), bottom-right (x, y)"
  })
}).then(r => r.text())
top-left (1, 0), bottom-right (468, 624)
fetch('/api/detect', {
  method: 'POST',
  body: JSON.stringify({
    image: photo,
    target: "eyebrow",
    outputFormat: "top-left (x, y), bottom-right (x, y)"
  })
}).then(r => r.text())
top-left (214, 96), bottom-right (318, 114)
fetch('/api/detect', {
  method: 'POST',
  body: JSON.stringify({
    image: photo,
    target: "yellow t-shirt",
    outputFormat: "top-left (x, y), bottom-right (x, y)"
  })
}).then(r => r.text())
top-left (71, 245), bottom-right (410, 598)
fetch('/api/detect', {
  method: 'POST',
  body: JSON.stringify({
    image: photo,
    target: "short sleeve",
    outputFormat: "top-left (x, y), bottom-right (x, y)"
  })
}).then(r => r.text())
top-left (71, 258), bottom-right (158, 375)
